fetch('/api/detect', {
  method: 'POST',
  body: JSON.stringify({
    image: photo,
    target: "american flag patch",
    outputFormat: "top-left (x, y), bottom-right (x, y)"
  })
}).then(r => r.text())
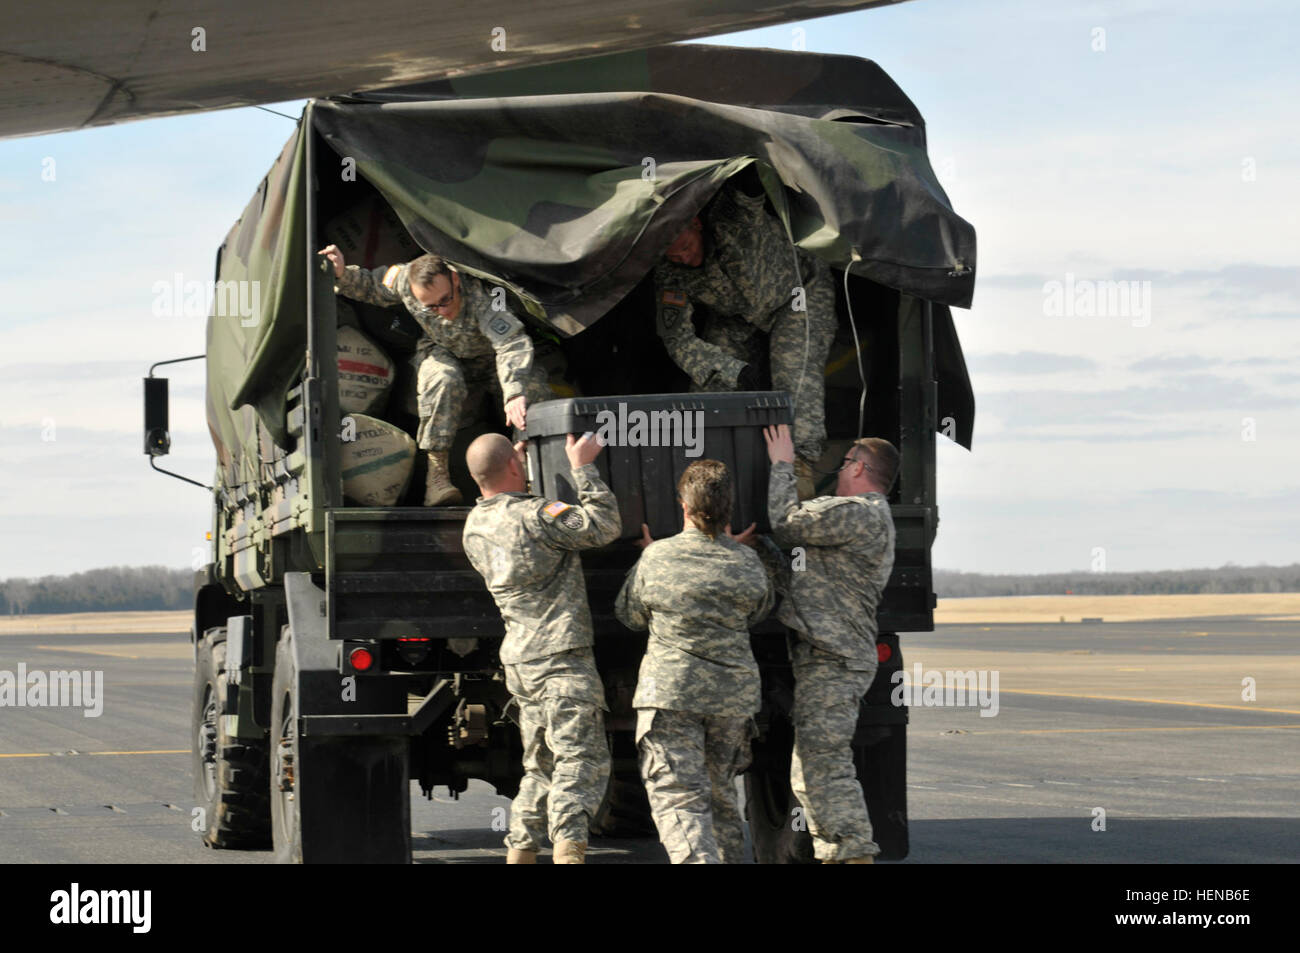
top-left (543, 501), bottom-right (572, 518)
top-left (661, 290), bottom-right (686, 307)
top-left (382, 265), bottom-right (401, 289)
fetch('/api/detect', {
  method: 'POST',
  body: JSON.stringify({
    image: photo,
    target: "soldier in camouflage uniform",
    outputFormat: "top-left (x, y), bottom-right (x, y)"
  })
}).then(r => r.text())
top-left (654, 172), bottom-right (838, 492)
top-left (462, 431), bottom-right (620, 864)
top-left (764, 423), bottom-right (898, 864)
top-left (319, 245), bottom-right (550, 506)
top-left (614, 460), bottom-right (774, 864)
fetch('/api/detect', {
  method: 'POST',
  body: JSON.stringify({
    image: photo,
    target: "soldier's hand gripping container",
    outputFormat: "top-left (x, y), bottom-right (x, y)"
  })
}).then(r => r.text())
top-left (525, 392), bottom-right (793, 540)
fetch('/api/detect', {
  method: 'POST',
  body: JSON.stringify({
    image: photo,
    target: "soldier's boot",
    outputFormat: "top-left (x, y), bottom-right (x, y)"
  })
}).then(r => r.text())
top-left (843, 856), bottom-right (875, 864)
top-left (552, 840), bottom-right (587, 864)
top-left (794, 456), bottom-right (817, 500)
top-left (506, 848), bottom-right (538, 864)
top-left (423, 451), bottom-right (463, 506)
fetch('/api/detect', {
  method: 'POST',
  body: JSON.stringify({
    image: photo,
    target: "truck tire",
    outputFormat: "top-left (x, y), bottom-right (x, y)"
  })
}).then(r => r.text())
top-left (591, 731), bottom-right (655, 838)
top-left (192, 627), bottom-right (271, 849)
top-left (746, 725), bottom-right (909, 863)
top-left (744, 720), bottom-right (816, 864)
top-left (270, 626), bottom-right (412, 864)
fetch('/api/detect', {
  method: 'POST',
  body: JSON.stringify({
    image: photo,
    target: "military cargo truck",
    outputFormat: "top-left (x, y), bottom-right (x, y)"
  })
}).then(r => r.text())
top-left (145, 44), bottom-right (976, 863)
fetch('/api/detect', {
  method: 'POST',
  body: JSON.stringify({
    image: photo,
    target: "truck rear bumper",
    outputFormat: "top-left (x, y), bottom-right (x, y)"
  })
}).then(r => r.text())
top-left (300, 678), bottom-right (455, 736)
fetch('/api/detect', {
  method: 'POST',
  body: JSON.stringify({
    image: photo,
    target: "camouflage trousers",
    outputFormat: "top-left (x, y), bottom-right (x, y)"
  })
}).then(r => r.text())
top-left (789, 640), bottom-right (881, 861)
top-left (503, 648), bottom-right (611, 851)
top-left (636, 707), bottom-right (756, 864)
top-left (679, 277), bottom-right (837, 462)
top-left (414, 346), bottom-right (551, 452)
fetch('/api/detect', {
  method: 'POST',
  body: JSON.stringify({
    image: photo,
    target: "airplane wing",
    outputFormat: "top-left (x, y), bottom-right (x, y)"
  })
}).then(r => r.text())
top-left (1, 0), bottom-right (912, 139)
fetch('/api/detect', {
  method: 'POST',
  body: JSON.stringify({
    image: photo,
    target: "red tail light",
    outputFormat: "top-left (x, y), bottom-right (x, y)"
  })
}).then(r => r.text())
top-left (349, 647), bottom-right (374, 671)
top-left (877, 642), bottom-right (892, 664)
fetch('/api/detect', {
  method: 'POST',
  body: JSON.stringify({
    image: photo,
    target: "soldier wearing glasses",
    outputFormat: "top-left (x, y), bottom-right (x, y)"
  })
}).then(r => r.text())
top-left (318, 246), bottom-right (548, 506)
top-left (762, 423), bottom-right (899, 864)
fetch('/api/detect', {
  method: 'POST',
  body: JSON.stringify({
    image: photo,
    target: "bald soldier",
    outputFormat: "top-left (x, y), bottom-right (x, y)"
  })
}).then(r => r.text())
top-left (764, 423), bottom-right (898, 864)
top-left (615, 460), bottom-right (773, 864)
top-left (319, 245), bottom-right (551, 506)
top-left (461, 431), bottom-right (620, 864)
top-left (654, 172), bottom-right (838, 496)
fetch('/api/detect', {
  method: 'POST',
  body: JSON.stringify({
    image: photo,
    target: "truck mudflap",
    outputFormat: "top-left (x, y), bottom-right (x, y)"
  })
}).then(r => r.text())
top-left (276, 572), bottom-right (414, 862)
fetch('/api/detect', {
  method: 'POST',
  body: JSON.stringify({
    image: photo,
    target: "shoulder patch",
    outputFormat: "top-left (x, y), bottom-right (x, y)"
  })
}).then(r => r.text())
top-left (661, 289), bottom-right (687, 307)
top-left (560, 509), bottom-right (585, 530)
top-left (543, 501), bottom-right (571, 518)
top-left (382, 265), bottom-right (402, 290)
top-left (807, 495), bottom-right (858, 511)
top-left (487, 315), bottom-right (514, 339)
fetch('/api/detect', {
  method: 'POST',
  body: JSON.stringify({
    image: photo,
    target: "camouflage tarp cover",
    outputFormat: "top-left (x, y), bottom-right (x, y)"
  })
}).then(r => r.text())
top-left (317, 44), bottom-right (976, 330)
top-left (206, 45), bottom-right (976, 478)
top-left (206, 128), bottom-right (307, 485)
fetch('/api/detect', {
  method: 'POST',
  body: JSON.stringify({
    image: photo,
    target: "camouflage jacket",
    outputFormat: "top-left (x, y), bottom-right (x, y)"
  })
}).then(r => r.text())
top-left (336, 263), bottom-right (535, 401)
top-left (653, 182), bottom-right (829, 387)
top-left (463, 463), bottom-right (621, 665)
top-left (615, 525), bottom-right (773, 717)
top-left (767, 460), bottom-right (895, 661)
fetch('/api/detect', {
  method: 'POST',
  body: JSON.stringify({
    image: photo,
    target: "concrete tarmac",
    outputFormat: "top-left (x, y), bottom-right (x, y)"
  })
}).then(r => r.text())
top-left (1, 618), bottom-right (1295, 863)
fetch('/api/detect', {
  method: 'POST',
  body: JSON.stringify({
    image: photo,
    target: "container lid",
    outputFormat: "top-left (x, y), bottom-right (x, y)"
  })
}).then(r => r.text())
top-left (526, 391), bottom-right (793, 438)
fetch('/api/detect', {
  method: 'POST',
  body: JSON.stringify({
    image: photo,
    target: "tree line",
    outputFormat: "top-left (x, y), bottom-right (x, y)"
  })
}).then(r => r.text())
top-left (934, 564), bottom-right (1300, 598)
top-left (2, 566), bottom-right (192, 615)
top-left (4, 562), bottom-right (1298, 615)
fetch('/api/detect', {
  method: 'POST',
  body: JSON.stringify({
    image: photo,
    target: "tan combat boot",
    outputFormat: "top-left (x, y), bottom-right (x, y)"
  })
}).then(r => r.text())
top-left (424, 451), bottom-right (463, 506)
top-left (506, 847), bottom-right (538, 864)
top-left (793, 456), bottom-right (817, 501)
top-left (844, 856), bottom-right (875, 864)
top-left (552, 840), bottom-right (587, 864)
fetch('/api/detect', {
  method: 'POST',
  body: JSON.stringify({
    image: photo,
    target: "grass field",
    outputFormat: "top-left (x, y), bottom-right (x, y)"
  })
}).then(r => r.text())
top-left (935, 592), bottom-right (1300, 624)
top-left (0, 610), bottom-right (191, 636)
top-left (1, 592), bottom-right (1298, 636)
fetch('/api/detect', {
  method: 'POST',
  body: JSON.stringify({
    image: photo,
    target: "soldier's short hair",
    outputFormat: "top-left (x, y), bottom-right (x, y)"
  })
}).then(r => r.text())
top-left (849, 437), bottom-right (900, 492)
top-left (408, 253), bottom-right (453, 290)
top-left (677, 459), bottom-right (732, 539)
top-left (466, 433), bottom-right (515, 488)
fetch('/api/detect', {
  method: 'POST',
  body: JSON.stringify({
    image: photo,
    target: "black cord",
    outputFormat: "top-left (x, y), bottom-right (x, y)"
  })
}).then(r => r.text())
top-left (255, 105), bottom-right (299, 121)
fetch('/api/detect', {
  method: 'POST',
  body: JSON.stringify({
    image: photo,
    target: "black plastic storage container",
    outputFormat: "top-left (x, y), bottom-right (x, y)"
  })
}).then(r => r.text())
top-left (525, 392), bottom-right (793, 541)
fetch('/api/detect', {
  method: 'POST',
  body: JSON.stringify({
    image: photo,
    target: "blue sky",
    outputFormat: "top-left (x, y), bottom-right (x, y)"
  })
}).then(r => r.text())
top-left (1, 0), bottom-right (1297, 579)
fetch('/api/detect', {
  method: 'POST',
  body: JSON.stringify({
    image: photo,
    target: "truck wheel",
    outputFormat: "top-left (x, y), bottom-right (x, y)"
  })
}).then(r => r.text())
top-left (591, 727), bottom-right (654, 838)
top-left (192, 628), bottom-right (271, 849)
top-left (591, 774), bottom-right (655, 838)
top-left (747, 726), bottom-right (909, 862)
top-left (744, 760), bottom-right (816, 864)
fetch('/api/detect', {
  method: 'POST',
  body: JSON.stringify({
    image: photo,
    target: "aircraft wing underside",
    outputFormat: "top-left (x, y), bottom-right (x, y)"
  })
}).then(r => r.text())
top-left (1, 0), bottom-right (911, 139)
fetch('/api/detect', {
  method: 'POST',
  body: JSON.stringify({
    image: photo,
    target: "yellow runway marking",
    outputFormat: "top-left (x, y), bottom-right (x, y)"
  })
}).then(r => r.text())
top-left (0, 749), bottom-right (187, 759)
top-left (997, 688), bottom-right (1300, 715)
top-left (35, 645), bottom-right (141, 659)
top-left (990, 724), bottom-right (1300, 736)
